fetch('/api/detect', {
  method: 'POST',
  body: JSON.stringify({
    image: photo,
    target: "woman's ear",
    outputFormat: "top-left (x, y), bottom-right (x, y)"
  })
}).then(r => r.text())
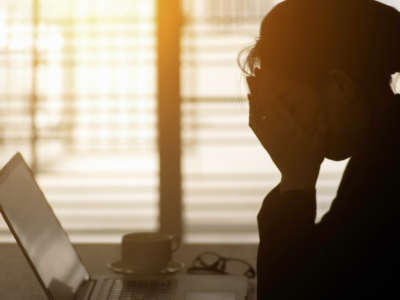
top-left (325, 69), bottom-right (357, 104)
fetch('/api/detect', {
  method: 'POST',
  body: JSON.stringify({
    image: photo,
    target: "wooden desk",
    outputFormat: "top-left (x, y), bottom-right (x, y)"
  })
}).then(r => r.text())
top-left (0, 243), bottom-right (257, 299)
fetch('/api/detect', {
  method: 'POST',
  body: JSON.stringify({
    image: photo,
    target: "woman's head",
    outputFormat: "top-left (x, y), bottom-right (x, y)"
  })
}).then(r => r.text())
top-left (241, 0), bottom-right (400, 160)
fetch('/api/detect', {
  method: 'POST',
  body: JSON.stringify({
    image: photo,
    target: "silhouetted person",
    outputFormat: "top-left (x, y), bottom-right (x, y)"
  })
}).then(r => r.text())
top-left (240, 0), bottom-right (400, 299)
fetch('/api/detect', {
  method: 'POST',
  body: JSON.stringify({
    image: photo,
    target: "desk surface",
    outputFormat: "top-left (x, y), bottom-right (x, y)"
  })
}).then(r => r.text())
top-left (0, 243), bottom-right (257, 299)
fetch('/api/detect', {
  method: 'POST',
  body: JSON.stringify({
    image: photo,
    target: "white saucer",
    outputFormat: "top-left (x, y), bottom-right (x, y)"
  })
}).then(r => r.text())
top-left (108, 260), bottom-right (185, 275)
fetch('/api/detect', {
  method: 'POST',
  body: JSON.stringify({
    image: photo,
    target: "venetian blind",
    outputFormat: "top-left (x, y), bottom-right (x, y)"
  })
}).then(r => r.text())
top-left (0, 0), bottom-right (158, 242)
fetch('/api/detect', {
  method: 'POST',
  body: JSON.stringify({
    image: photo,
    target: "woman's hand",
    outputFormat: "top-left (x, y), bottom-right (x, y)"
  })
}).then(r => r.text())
top-left (247, 72), bottom-right (327, 193)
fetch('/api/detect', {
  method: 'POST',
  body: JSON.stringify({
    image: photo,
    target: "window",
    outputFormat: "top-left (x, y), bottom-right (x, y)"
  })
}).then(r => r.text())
top-left (0, 0), bottom-right (158, 242)
top-left (2, 0), bottom-right (396, 243)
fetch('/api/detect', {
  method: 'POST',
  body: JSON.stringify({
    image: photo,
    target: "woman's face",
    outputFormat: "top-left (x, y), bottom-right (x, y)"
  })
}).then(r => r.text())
top-left (253, 68), bottom-right (370, 161)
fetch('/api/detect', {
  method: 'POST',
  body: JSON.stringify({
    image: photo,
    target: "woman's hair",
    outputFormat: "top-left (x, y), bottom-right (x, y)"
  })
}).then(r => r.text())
top-left (239, 0), bottom-right (400, 99)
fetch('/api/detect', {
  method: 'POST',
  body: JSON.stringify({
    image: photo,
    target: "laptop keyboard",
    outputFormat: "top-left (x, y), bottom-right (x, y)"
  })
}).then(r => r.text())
top-left (103, 278), bottom-right (175, 300)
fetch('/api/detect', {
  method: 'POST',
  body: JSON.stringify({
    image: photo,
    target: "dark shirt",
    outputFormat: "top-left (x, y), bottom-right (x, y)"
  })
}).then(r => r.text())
top-left (257, 101), bottom-right (400, 299)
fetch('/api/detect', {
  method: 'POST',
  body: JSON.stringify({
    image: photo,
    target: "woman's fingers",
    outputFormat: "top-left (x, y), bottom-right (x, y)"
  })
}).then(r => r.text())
top-left (247, 93), bottom-right (253, 104)
top-left (248, 89), bottom-right (323, 160)
top-left (249, 97), bottom-right (308, 142)
top-left (250, 107), bottom-right (290, 153)
top-left (248, 93), bottom-right (256, 128)
top-left (269, 102), bottom-right (309, 139)
top-left (246, 76), bottom-right (256, 94)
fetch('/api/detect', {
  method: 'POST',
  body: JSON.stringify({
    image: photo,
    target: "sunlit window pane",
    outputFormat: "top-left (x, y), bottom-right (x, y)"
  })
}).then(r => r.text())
top-left (0, 0), bottom-right (157, 243)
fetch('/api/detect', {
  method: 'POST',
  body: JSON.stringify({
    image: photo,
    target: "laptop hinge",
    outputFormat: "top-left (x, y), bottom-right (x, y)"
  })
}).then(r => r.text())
top-left (75, 279), bottom-right (96, 300)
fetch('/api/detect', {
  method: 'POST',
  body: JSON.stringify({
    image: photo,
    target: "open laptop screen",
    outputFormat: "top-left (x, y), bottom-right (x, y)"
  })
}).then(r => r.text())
top-left (0, 153), bottom-right (89, 300)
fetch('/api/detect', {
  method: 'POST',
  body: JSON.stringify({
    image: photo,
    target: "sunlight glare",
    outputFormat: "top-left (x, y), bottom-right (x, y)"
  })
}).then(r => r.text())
top-left (0, 11), bottom-right (6, 48)
top-left (38, 25), bottom-right (64, 51)
top-left (391, 72), bottom-right (400, 95)
top-left (138, 1), bottom-right (154, 18)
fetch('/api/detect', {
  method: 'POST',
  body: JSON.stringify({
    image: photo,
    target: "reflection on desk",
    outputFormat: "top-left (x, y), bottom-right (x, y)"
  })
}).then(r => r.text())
top-left (0, 243), bottom-right (257, 300)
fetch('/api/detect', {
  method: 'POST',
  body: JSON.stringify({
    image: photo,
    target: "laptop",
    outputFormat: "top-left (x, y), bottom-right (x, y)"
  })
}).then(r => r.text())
top-left (0, 153), bottom-right (249, 300)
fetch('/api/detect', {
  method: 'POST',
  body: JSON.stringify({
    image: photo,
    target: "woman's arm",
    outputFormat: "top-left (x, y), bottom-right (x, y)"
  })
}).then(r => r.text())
top-left (256, 147), bottom-right (400, 300)
top-left (257, 185), bottom-right (318, 300)
top-left (247, 70), bottom-right (333, 299)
